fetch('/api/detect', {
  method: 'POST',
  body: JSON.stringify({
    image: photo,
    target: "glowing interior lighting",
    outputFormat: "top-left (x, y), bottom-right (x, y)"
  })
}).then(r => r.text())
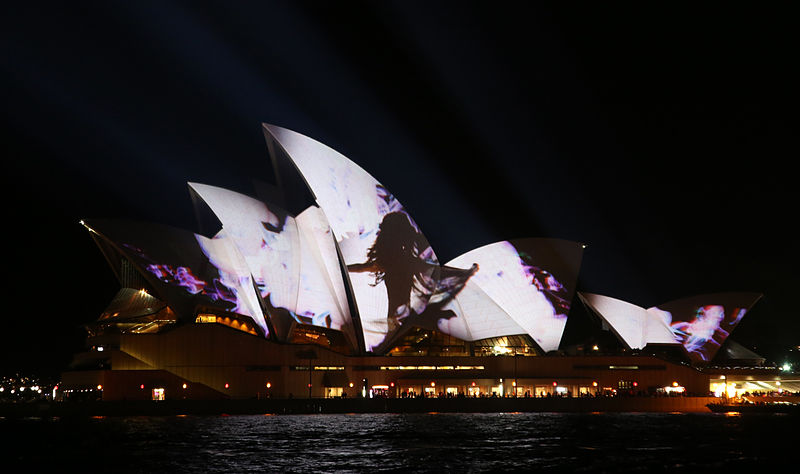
top-left (97, 385), bottom-right (103, 390)
top-left (266, 382), bottom-right (271, 388)
top-left (182, 383), bottom-right (187, 389)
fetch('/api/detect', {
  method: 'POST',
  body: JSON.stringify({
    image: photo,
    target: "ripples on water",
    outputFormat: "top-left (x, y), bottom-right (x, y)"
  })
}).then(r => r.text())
top-left (2, 412), bottom-right (793, 472)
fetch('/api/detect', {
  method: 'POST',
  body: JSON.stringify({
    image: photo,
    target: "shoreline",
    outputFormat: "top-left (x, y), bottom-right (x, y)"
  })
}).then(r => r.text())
top-left (0, 396), bottom-right (723, 418)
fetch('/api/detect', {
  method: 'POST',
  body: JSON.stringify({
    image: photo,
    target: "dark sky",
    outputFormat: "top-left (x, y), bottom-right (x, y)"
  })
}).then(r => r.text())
top-left (2, 1), bottom-right (798, 376)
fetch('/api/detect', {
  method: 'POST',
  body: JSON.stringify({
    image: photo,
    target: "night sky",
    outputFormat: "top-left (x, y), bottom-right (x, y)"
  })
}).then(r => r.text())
top-left (2, 2), bottom-right (797, 377)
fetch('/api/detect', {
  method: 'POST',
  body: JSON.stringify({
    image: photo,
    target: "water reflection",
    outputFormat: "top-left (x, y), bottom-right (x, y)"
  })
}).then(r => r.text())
top-left (2, 412), bottom-right (795, 472)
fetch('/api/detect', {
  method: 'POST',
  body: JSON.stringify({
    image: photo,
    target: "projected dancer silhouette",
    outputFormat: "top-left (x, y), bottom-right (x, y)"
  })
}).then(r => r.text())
top-left (348, 211), bottom-right (477, 334)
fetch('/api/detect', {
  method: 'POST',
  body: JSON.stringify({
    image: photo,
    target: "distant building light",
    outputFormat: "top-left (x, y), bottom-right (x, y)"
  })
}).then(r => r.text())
top-left (182, 383), bottom-right (187, 389)
top-left (196, 314), bottom-right (217, 324)
top-left (592, 345), bottom-right (599, 351)
top-left (97, 385), bottom-right (103, 390)
top-left (224, 383), bottom-right (229, 389)
top-left (266, 382), bottom-right (271, 389)
top-left (492, 345), bottom-right (512, 355)
top-left (96, 346), bottom-right (104, 352)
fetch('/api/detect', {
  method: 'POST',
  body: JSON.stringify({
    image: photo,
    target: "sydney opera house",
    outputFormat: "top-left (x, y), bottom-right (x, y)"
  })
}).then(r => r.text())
top-left (62, 124), bottom-right (785, 402)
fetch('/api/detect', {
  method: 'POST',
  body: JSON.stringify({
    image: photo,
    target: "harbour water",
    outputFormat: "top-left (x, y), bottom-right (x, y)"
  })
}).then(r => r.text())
top-left (2, 412), bottom-right (793, 472)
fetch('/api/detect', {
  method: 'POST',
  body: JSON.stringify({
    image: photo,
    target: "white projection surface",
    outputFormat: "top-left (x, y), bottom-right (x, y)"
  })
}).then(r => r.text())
top-left (580, 292), bottom-right (761, 362)
top-left (444, 239), bottom-right (580, 352)
top-left (264, 124), bottom-right (440, 351)
top-left (189, 183), bottom-right (353, 338)
top-left (646, 292), bottom-right (761, 363)
top-left (88, 219), bottom-right (269, 336)
top-left (195, 230), bottom-right (268, 334)
top-left (578, 293), bottom-right (675, 349)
